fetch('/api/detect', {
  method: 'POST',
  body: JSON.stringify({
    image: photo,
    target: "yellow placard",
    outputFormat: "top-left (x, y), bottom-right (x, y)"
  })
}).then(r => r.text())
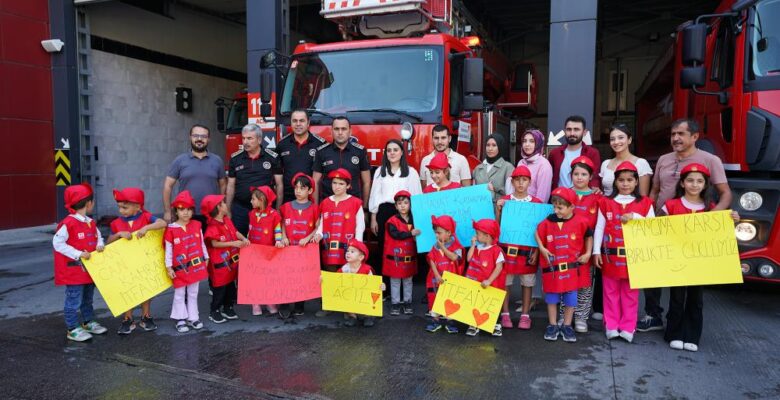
top-left (321, 271), bottom-right (383, 317)
top-left (624, 210), bottom-right (743, 289)
top-left (82, 229), bottom-right (172, 316)
top-left (431, 271), bottom-right (506, 333)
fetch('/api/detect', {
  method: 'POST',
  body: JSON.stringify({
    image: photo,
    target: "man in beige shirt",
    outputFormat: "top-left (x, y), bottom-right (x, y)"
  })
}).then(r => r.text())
top-left (420, 124), bottom-right (472, 187)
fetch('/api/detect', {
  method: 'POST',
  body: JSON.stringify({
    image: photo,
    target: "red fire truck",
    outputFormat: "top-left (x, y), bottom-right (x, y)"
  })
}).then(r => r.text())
top-left (635, 0), bottom-right (780, 282)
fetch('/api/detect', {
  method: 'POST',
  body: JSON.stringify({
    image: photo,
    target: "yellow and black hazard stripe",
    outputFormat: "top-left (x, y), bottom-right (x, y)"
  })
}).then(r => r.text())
top-left (55, 150), bottom-right (71, 186)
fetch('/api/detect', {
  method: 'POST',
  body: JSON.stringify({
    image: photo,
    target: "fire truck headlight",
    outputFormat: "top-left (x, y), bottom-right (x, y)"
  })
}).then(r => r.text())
top-left (757, 263), bottom-right (775, 278)
top-left (400, 122), bottom-right (413, 140)
top-left (734, 222), bottom-right (757, 242)
top-left (739, 191), bottom-right (762, 211)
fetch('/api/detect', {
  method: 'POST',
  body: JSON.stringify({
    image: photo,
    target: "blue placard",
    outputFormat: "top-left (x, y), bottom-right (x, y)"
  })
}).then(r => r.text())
top-left (411, 184), bottom-right (495, 253)
top-left (498, 201), bottom-right (554, 247)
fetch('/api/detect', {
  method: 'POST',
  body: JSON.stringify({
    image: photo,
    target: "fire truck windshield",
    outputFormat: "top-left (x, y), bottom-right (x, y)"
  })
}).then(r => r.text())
top-left (749, 0), bottom-right (780, 78)
top-left (226, 98), bottom-right (247, 131)
top-left (280, 46), bottom-right (443, 123)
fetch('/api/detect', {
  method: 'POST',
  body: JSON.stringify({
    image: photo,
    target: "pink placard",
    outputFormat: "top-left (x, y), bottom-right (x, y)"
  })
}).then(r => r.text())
top-left (237, 244), bottom-right (322, 304)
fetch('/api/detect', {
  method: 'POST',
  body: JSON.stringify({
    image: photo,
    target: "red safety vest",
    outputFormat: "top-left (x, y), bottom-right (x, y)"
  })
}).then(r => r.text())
top-left (280, 201), bottom-right (318, 245)
top-left (425, 239), bottom-right (464, 310)
top-left (53, 215), bottom-right (98, 286)
top-left (338, 263), bottom-right (373, 275)
top-left (500, 194), bottom-right (543, 275)
top-left (204, 217), bottom-right (240, 287)
top-left (320, 195), bottom-right (363, 266)
top-left (423, 181), bottom-right (462, 193)
top-left (382, 215), bottom-right (418, 279)
top-left (573, 192), bottom-right (601, 230)
top-left (110, 211), bottom-right (155, 234)
top-left (536, 215), bottom-right (591, 293)
top-left (248, 208), bottom-right (281, 245)
top-left (465, 245), bottom-right (506, 290)
top-left (164, 220), bottom-right (208, 288)
top-left (663, 198), bottom-right (714, 215)
top-left (599, 197), bottom-right (654, 280)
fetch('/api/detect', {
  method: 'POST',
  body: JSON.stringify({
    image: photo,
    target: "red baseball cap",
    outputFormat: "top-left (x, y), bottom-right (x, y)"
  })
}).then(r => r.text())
top-left (571, 155), bottom-right (595, 172)
top-left (431, 215), bottom-right (456, 233)
top-left (200, 194), bottom-right (225, 217)
top-left (171, 190), bottom-right (196, 209)
top-left (511, 165), bottom-right (532, 179)
top-left (113, 187), bottom-right (145, 210)
top-left (427, 152), bottom-right (451, 170)
top-left (394, 190), bottom-right (412, 201)
top-left (250, 186), bottom-right (276, 208)
top-left (348, 239), bottom-right (369, 259)
top-left (680, 163), bottom-right (710, 177)
top-left (64, 183), bottom-right (93, 213)
top-left (550, 187), bottom-right (577, 205)
top-left (615, 161), bottom-right (638, 174)
top-left (328, 168), bottom-right (352, 183)
top-left (472, 219), bottom-right (500, 240)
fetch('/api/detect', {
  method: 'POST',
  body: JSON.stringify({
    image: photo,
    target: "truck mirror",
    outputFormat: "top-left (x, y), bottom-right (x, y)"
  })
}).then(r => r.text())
top-left (216, 106), bottom-right (226, 132)
top-left (682, 23), bottom-right (707, 66)
top-left (260, 52), bottom-right (276, 69)
top-left (680, 66), bottom-right (706, 88)
top-left (463, 94), bottom-right (484, 111)
top-left (463, 58), bottom-right (484, 95)
top-left (260, 71), bottom-right (273, 104)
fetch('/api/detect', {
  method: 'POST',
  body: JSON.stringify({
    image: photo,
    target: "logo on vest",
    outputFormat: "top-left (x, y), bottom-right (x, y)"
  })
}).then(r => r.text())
top-left (174, 238), bottom-right (181, 244)
top-left (77, 232), bottom-right (85, 239)
top-left (351, 156), bottom-right (359, 165)
top-left (571, 234), bottom-right (577, 240)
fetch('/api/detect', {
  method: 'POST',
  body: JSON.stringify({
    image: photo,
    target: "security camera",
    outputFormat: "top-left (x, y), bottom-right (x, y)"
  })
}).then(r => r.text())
top-left (41, 39), bottom-right (65, 53)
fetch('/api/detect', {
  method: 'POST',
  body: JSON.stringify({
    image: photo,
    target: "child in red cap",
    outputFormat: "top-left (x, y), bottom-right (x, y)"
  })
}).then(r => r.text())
top-left (337, 240), bottom-right (384, 327)
top-left (425, 215), bottom-right (464, 334)
top-left (593, 161), bottom-right (654, 343)
top-left (464, 218), bottom-right (506, 337)
top-left (423, 152), bottom-right (462, 193)
top-left (660, 163), bottom-right (740, 352)
top-left (382, 190), bottom-right (421, 316)
top-left (247, 185), bottom-right (283, 316)
top-left (314, 168), bottom-right (365, 316)
top-left (536, 187), bottom-right (593, 343)
top-left (53, 183), bottom-right (108, 342)
top-left (496, 165), bottom-right (543, 330)
top-left (201, 194), bottom-right (250, 324)
top-left (108, 187), bottom-right (167, 335)
top-left (279, 173), bottom-right (320, 317)
top-left (164, 190), bottom-right (209, 333)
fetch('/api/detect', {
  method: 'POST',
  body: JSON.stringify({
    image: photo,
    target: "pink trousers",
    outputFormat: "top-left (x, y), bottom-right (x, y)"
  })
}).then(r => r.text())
top-left (602, 275), bottom-right (638, 333)
top-left (171, 282), bottom-right (200, 321)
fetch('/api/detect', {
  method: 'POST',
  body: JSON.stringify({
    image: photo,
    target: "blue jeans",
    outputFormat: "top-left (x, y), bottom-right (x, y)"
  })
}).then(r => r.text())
top-left (64, 284), bottom-right (95, 330)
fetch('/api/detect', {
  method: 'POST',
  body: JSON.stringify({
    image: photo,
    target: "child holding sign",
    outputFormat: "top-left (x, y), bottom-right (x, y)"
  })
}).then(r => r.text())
top-left (593, 161), bottom-right (654, 343)
top-left (659, 163), bottom-right (740, 352)
top-left (165, 191), bottom-right (209, 333)
top-left (201, 195), bottom-right (249, 324)
top-left (280, 173), bottom-right (320, 316)
top-left (464, 219), bottom-right (506, 337)
top-left (108, 187), bottom-right (167, 335)
top-left (425, 215), bottom-right (464, 333)
top-left (423, 153), bottom-right (462, 193)
top-left (535, 187), bottom-right (593, 343)
top-left (496, 165), bottom-right (542, 330)
top-left (383, 190), bottom-right (421, 316)
top-left (338, 240), bottom-right (385, 327)
top-left (53, 183), bottom-right (108, 342)
top-left (248, 185), bottom-right (283, 316)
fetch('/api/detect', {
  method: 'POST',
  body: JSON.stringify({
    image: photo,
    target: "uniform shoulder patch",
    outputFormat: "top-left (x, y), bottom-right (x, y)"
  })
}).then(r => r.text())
top-left (317, 142), bottom-right (331, 151)
top-left (350, 141), bottom-right (365, 150)
top-left (231, 149), bottom-right (244, 158)
top-left (264, 148), bottom-right (278, 158)
top-left (311, 133), bottom-right (326, 143)
top-left (279, 132), bottom-right (292, 142)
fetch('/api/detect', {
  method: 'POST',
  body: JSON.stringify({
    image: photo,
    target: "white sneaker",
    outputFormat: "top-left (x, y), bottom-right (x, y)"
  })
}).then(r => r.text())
top-left (683, 343), bottom-right (698, 352)
top-left (176, 321), bottom-right (190, 333)
top-left (669, 340), bottom-right (684, 350)
top-left (605, 329), bottom-right (619, 340)
top-left (66, 327), bottom-right (92, 342)
top-left (252, 305), bottom-right (262, 316)
top-left (591, 312), bottom-right (603, 321)
top-left (82, 321), bottom-right (107, 335)
top-left (619, 330), bottom-right (634, 343)
top-left (574, 319), bottom-right (588, 333)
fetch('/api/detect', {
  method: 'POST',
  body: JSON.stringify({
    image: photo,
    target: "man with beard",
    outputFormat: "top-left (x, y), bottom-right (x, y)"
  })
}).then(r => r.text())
top-left (312, 116), bottom-right (371, 203)
top-left (277, 109), bottom-right (326, 203)
top-left (419, 124), bottom-right (472, 187)
top-left (548, 115), bottom-right (601, 190)
top-left (163, 124), bottom-right (226, 227)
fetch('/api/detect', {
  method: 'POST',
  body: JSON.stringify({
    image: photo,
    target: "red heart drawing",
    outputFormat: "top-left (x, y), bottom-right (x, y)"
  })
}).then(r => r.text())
top-left (472, 309), bottom-right (490, 326)
top-left (444, 300), bottom-right (461, 316)
top-left (371, 292), bottom-right (380, 304)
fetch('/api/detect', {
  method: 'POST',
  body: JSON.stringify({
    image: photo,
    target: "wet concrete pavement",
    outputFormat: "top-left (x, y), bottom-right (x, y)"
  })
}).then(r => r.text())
top-left (1, 242), bottom-right (779, 399)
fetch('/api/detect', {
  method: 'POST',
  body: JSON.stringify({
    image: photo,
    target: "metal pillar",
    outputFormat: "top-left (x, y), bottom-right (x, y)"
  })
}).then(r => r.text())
top-left (547, 0), bottom-right (598, 136)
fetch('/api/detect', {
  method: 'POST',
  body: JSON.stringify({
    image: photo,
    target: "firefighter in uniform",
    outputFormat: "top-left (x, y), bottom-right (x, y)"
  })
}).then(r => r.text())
top-left (277, 109), bottom-right (326, 203)
top-left (312, 117), bottom-right (371, 203)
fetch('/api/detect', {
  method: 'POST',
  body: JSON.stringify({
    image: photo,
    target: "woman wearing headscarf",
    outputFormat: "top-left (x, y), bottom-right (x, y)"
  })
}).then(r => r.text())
top-left (505, 129), bottom-right (553, 202)
top-left (472, 134), bottom-right (514, 205)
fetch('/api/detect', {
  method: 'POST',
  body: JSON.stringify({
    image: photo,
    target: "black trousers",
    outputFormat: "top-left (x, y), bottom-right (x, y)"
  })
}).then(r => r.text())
top-left (664, 285), bottom-right (703, 344)
top-left (210, 281), bottom-right (236, 312)
top-left (644, 287), bottom-right (665, 319)
top-left (592, 267), bottom-right (603, 314)
top-left (230, 202), bottom-right (251, 237)
top-left (372, 203), bottom-right (397, 276)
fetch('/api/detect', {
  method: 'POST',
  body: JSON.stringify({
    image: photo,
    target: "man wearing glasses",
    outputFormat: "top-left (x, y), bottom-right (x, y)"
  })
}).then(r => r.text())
top-left (163, 124), bottom-right (227, 227)
top-left (638, 118), bottom-right (732, 332)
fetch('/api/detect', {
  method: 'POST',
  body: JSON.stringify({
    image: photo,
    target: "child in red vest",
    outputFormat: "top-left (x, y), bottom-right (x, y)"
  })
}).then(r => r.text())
top-left (201, 194), bottom-right (249, 324)
top-left (593, 161), bottom-right (654, 343)
top-left (248, 185), bottom-right (283, 316)
top-left (338, 240), bottom-right (384, 327)
top-left (164, 190), bottom-right (209, 333)
top-left (53, 183), bottom-right (108, 342)
top-left (423, 152), bottom-right (462, 193)
top-left (660, 163), bottom-right (740, 352)
top-left (464, 219), bottom-right (506, 337)
top-left (496, 165), bottom-right (543, 330)
top-left (569, 156), bottom-right (603, 333)
top-left (383, 190), bottom-right (421, 316)
top-left (536, 187), bottom-right (593, 343)
top-left (425, 215), bottom-right (463, 334)
top-left (108, 187), bottom-right (167, 335)
top-left (280, 173), bottom-right (320, 317)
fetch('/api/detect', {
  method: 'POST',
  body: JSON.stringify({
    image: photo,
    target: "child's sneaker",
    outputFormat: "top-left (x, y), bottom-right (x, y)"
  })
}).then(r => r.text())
top-left (390, 304), bottom-right (401, 316)
top-left (67, 326), bottom-right (92, 342)
top-left (500, 313), bottom-right (513, 329)
top-left (683, 343), bottom-right (698, 352)
top-left (605, 329), bottom-right (620, 340)
top-left (117, 318), bottom-right (135, 335)
top-left (252, 305), bottom-right (262, 316)
top-left (363, 317), bottom-right (375, 327)
top-left (636, 315), bottom-right (663, 332)
top-left (176, 320), bottom-right (190, 333)
top-left (266, 305), bottom-right (279, 315)
top-left (518, 314), bottom-right (532, 330)
top-left (138, 316), bottom-right (157, 331)
top-left (445, 323), bottom-right (459, 334)
top-left (426, 321), bottom-right (442, 332)
top-left (403, 303), bottom-right (414, 315)
top-left (187, 320), bottom-right (204, 330)
top-left (561, 325), bottom-right (577, 342)
top-left (492, 324), bottom-right (503, 337)
top-left (619, 330), bottom-right (634, 343)
top-left (83, 321), bottom-right (107, 335)
top-left (669, 340), bottom-right (684, 350)
top-left (465, 326), bottom-right (479, 337)
top-left (574, 319), bottom-right (588, 333)
top-left (221, 307), bottom-right (238, 320)
top-left (544, 324), bottom-right (560, 341)
top-left (209, 310), bottom-right (227, 324)
top-left (591, 312), bottom-right (603, 321)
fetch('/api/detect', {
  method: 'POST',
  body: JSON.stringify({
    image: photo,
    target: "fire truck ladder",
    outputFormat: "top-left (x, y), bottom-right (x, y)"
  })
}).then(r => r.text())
top-left (75, 8), bottom-right (97, 211)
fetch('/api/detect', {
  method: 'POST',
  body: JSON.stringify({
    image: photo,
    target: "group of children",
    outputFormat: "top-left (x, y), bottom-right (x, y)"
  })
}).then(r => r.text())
top-left (53, 151), bottom-right (736, 352)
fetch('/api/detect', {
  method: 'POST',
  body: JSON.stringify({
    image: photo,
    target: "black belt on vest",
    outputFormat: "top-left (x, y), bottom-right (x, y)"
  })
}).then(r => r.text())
top-left (325, 241), bottom-right (348, 250)
top-left (542, 262), bottom-right (579, 274)
top-left (67, 260), bottom-right (83, 267)
top-left (603, 247), bottom-right (626, 257)
top-left (173, 257), bottom-right (203, 272)
top-left (386, 255), bottom-right (414, 262)
top-left (502, 245), bottom-right (531, 257)
top-left (214, 254), bottom-right (239, 269)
